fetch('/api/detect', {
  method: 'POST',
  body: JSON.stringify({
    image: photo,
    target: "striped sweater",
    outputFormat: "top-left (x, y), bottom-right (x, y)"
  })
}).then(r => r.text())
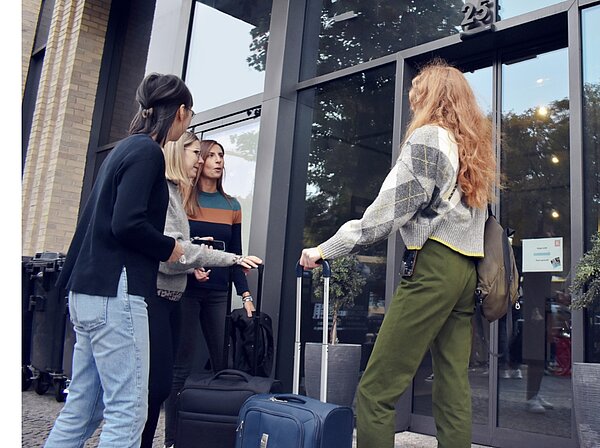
top-left (318, 125), bottom-right (487, 260)
top-left (186, 191), bottom-right (249, 295)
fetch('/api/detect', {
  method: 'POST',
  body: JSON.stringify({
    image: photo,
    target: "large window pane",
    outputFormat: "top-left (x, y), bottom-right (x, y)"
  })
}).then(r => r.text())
top-left (498, 0), bottom-right (563, 21)
top-left (185, 1), bottom-right (271, 112)
top-left (582, 5), bottom-right (600, 363)
top-left (201, 116), bottom-right (261, 257)
top-left (300, 2), bottom-right (463, 80)
top-left (498, 48), bottom-right (571, 438)
top-left (102, 0), bottom-right (156, 145)
top-left (296, 65), bottom-right (395, 372)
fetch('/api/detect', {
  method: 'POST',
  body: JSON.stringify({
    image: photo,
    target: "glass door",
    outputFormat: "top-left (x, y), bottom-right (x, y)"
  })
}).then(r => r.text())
top-left (498, 48), bottom-right (572, 440)
top-left (409, 47), bottom-right (574, 447)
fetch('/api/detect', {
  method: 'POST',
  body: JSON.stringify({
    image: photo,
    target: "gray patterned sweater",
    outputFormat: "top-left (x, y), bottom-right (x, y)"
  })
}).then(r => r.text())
top-left (318, 125), bottom-right (487, 260)
top-left (157, 180), bottom-right (241, 296)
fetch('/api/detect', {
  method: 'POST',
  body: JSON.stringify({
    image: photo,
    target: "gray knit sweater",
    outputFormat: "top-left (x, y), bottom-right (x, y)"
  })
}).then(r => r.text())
top-left (318, 125), bottom-right (487, 260)
top-left (157, 181), bottom-right (241, 295)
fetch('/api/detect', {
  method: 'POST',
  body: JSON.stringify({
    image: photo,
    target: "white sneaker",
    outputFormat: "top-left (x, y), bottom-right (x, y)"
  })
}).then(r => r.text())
top-left (526, 396), bottom-right (545, 414)
top-left (510, 368), bottom-right (523, 379)
top-left (500, 369), bottom-right (511, 379)
top-left (538, 395), bottom-right (554, 409)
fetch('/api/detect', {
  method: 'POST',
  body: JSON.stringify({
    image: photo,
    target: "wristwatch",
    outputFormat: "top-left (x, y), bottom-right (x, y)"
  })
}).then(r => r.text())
top-left (242, 294), bottom-right (254, 303)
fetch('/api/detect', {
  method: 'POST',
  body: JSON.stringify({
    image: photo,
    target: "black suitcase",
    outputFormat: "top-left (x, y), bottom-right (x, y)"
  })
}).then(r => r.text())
top-left (176, 370), bottom-right (282, 448)
top-left (175, 265), bottom-right (282, 448)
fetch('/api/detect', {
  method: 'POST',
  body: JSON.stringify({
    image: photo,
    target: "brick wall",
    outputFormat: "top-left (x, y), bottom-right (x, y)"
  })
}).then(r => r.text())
top-left (22, 0), bottom-right (42, 96)
top-left (21, 0), bottom-right (111, 256)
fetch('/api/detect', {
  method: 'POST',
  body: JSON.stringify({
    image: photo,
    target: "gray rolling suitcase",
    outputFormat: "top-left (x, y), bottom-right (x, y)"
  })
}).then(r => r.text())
top-left (234, 261), bottom-right (354, 448)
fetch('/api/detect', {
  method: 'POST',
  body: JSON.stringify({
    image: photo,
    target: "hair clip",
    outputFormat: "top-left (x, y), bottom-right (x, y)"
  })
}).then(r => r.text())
top-left (141, 107), bottom-right (154, 119)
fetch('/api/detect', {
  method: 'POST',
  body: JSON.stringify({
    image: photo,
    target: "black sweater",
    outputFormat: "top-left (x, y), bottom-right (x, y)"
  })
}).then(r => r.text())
top-left (57, 134), bottom-right (175, 298)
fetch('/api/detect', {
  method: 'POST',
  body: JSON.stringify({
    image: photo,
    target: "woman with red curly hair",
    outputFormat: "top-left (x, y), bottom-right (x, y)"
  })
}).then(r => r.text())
top-left (300, 59), bottom-right (496, 448)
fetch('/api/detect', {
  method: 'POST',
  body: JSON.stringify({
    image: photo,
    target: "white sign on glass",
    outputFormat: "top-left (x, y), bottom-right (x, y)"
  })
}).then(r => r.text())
top-left (522, 237), bottom-right (564, 272)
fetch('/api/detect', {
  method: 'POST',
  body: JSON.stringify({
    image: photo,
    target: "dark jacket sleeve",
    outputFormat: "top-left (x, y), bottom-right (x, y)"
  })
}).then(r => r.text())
top-left (111, 150), bottom-right (175, 261)
top-left (230, 221), bottom-right (250, 296)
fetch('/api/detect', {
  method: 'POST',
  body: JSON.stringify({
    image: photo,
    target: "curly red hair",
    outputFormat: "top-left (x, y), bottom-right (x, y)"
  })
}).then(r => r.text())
top-left (404, 60), bottom-right (496, 209)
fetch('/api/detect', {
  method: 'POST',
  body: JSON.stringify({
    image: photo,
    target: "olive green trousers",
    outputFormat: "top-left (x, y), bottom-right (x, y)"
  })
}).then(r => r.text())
top-left (356, 239), bottom-right (477, 448)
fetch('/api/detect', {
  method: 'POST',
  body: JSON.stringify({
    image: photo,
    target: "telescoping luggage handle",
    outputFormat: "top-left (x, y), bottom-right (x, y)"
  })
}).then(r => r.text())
top-left (294, 260), bottom-right (331, 402)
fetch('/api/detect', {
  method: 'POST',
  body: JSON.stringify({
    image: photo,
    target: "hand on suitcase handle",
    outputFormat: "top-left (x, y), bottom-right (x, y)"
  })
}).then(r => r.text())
top-left (298, 247), bottom-right (322, 270)
top-left (235, 255), bottom-right (263, 270)
top-left (296, 259), bottom-right (330, 277)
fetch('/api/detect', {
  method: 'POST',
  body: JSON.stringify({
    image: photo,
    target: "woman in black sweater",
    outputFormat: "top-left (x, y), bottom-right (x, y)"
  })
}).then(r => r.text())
top-left (45, 73), bottom-right (192, 448)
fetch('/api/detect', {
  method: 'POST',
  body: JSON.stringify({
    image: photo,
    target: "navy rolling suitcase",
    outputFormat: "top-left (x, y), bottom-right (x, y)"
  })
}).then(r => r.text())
top-left (234, 261), bottom-right (354, 448)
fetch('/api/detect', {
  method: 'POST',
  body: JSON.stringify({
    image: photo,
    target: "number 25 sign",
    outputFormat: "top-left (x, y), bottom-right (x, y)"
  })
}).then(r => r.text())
top-left (460, 0), bottom-right (496, 37)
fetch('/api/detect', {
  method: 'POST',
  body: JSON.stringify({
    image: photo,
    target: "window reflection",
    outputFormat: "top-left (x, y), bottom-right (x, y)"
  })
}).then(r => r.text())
top-left (582, 5), bottom-right (600, 363)
top-left (300, 2), bottom-right (463, 79)
top-left (498, 0), bottom-right (562, 21)
top-left (185, 1), bottom-right (271, 112)
top-left (103, 0), bottom-right (155, 145)
top-left (296, 65), bottom-right (395, 369)
top-left (202, 116), bottom-right (261, 257)
top-left (499, 48), bottom-right (571, 438)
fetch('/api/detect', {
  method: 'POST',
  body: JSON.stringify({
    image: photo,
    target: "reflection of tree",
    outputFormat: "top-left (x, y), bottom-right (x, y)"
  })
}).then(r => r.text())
top-left (246, 16), bottom-right (270, 72)
top-left (302, 67), bottom-right (394, 258)
top-left (247, 2), bottom-right (462, 76)
top-left (228, 130), bottom-right (259, 161)
top-left (583, 82), bottom-right (600, 246)
top-left (501, 96), bottom-right (570, 266)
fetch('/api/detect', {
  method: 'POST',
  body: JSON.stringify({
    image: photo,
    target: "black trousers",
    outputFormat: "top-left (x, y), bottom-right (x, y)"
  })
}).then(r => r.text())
top-left (140, 294), bottom-right (181, 448)
top-left (163, 288), bottom-right (228, 446)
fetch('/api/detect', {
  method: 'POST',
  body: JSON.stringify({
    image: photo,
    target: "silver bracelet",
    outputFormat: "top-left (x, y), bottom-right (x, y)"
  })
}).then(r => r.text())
top-left (242, 295), bottom-right (254, 303)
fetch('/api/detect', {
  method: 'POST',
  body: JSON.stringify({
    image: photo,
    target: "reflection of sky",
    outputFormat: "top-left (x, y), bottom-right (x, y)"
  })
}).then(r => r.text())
top-left (203, 119), bottom-right (260, 256)
top-left (498, 0), bottom-right (561, 20)
top-left (203, 120), bottom-right (259, 199)
top-left (503, 49), bottom-right (568, 114)
top-left (583, 6), bottom-right (600, 84)
top-left (464, 67), bottom-right (492, 114)
top-left (185, 4), bottom-right (265, 112)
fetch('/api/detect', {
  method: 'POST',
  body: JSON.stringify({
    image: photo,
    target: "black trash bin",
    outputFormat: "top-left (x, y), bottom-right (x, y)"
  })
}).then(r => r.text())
top-left (27, 252), bottom-right (72, 401)
top-left (22, 256), bottom-right (34, 391)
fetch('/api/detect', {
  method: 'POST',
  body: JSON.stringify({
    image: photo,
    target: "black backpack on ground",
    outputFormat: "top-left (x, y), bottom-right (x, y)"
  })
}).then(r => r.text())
top-left (228, 298), bottom-right (274, 377)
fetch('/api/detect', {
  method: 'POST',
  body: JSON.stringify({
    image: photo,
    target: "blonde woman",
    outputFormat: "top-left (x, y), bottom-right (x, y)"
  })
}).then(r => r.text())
top-left (141, 131), bottom-right (262, 448)
top-left (300, 60), bottom-right (496, 448)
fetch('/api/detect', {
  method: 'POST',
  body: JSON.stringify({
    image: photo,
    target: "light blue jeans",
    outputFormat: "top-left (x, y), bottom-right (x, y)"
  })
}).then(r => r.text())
top-left (44, 268), bottom-right (150, 448)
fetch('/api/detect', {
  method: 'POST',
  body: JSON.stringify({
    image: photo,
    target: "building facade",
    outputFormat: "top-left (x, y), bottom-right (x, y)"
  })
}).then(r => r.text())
top-left (22, 1), bottom-right (600, 447)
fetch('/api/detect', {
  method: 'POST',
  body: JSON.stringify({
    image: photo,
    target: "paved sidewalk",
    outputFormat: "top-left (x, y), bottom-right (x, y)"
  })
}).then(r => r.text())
top-left (22, 388), bottom-right (487, 447)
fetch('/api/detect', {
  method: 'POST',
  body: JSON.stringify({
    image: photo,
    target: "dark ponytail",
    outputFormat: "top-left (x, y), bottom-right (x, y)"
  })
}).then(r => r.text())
top-left (128, 73), bottom-right (193, 146)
